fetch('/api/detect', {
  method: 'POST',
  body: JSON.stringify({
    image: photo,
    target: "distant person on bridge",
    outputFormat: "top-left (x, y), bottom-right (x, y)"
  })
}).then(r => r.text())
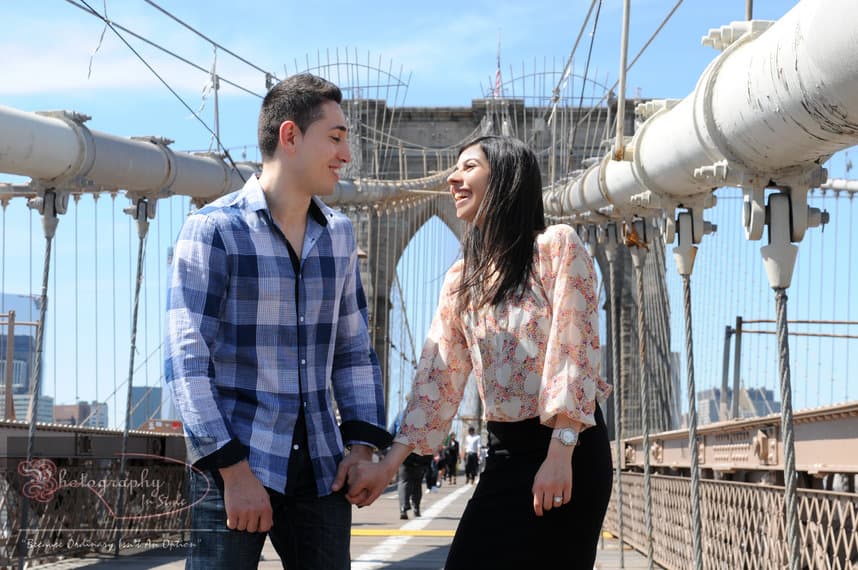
top-left (343, 135), bottom-right (613, 569)
top-left (463, 426), bottom-right (481, 484)
top-left (444, 432), bottom-right (460, 484)
top-left (165, 73), bottom-right (391, 570)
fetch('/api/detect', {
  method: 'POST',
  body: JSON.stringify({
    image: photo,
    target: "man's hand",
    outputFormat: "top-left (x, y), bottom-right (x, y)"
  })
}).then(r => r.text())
top-left (219, 460), bottom-right (273, 532)
top-left (331, 444), bottom-right (383, 507)
top-left (333, 442), bottom-right (412, 507)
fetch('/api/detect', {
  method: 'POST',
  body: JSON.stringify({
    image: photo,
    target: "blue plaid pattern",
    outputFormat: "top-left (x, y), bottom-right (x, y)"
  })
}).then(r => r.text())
top-left (165, 176), bottom-right (387, 495)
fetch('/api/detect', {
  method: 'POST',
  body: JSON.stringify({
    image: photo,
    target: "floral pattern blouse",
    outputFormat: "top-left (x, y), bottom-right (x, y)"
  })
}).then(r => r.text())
top-left (394, 224), bottom-right (612, 455)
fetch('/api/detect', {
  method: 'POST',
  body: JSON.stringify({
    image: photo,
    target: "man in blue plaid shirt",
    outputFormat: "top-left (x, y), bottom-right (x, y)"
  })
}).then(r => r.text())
top-left (165, 74), bottom-right (391, 569)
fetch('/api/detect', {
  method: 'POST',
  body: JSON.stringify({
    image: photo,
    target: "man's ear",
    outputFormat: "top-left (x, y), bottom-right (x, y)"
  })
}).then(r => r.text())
top-left (278, 120), bottom-right (300, 153)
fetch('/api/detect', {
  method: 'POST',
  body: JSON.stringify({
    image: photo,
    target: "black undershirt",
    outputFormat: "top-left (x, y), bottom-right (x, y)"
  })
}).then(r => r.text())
top-left (282, 239), bottom-right (316, 497)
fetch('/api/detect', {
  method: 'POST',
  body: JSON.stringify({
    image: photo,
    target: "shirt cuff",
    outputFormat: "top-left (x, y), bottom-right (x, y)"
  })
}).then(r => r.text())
top-left (193, 438), bottom-right (249, 470)
top-left (340, 420), bottom-right (393, 450)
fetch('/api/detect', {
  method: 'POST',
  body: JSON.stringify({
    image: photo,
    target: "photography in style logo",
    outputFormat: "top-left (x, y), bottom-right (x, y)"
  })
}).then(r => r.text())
top-left (17, 453), bottom-right (208, 520)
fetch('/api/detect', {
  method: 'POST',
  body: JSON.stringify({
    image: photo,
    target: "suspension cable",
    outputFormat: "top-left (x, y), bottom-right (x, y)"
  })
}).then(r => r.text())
top-left (682, 274), bottom-right (702, 570)
top-left (18, 191), bottom-right (61, 570)
top-left (774, 287), bottom-right (801, 570)
top-left (1, 199), bottom-right (6, 312)
top-left (94, 194), bottom-right (100, 412)
top-left (113, 210), bottom-right (149, 555)
top-left (608, 250), bottom-right (625, 567)
top-left (111, 192), bottom-right (118, 427)
top-left (632, 245), bottom-right (654, 570)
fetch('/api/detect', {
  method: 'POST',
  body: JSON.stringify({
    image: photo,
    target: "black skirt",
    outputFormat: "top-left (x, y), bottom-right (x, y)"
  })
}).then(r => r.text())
top-left (444, 406), bottom-right (613, 569)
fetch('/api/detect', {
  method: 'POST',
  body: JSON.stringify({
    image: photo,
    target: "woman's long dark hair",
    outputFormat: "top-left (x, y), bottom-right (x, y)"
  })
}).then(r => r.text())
top-left (455, 136), bottom-right (546, 311)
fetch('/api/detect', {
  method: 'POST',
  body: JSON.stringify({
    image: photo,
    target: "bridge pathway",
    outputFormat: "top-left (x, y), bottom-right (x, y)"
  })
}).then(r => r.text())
top-left (32, 480), bottom-right (655, 569)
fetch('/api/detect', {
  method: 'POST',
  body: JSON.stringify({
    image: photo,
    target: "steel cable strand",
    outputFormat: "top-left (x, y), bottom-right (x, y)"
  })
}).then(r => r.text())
top-left (609, 256), bottom-right (625, 567)
top-left (17, 210), bottom-right (56, 570)
top-left (682, 275), bottom-right (702, 570)
top-left (774, 287), bottom-right (801, 570)
top-left (636, 255), bottom-right (654, 569)
top-left (113, 226), bottom-right (148, 555)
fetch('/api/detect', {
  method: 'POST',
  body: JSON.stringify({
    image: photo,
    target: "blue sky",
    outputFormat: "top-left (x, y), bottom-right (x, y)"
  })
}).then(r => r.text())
top-left (4, 0), bottom-right (852, 427)
top-left (1, 1), bottom-right (799, 153)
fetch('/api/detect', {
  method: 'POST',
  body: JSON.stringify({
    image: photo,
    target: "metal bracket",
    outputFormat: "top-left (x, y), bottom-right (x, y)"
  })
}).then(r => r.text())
top-left (701, 20), bottom-right (775, 52)
top-left (132, 136), bottom-right (179, 198)
top-left (35, 110), bottom-right (98, 190)
top-left (123, 196), bottom-right (156, 239)
top-left (761, 192), bottom-right (799, 289)
top-left (26, 189), bottom-right (69, 239)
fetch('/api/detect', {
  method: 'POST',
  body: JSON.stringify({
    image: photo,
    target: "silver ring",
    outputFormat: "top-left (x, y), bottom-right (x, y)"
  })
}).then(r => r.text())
top-left (553, 496), bottom-right (563, 504)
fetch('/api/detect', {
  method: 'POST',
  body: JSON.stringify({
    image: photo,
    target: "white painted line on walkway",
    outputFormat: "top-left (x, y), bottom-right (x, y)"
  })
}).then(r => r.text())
top-left (351, 485), bottom-right (472, 570)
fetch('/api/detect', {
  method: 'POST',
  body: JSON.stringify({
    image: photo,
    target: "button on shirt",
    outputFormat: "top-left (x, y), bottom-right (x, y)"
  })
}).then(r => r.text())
top-left (165, 175), bottom-right (391, 495)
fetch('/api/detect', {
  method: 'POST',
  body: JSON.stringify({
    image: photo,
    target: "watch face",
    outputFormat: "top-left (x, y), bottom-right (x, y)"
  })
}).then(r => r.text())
top-left (560, 430), bottom-right (576, 445)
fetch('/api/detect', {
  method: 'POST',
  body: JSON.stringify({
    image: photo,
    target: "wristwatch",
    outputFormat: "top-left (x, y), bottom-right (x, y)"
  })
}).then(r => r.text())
top-left (551, 427), bottom-right (579, 447)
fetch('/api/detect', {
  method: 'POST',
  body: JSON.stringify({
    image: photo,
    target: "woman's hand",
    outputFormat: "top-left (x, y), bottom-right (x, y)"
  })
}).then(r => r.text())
top-left (340, 460), bottom-right (397, 507)
top-left (531, 440), bottom-right (574, 516)
top-left (334, 442), bottom-right (413, 507)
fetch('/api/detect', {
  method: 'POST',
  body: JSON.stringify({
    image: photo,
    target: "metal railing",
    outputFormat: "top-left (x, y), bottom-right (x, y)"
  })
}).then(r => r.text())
top-left (604, 473), bottom-right (858, 569)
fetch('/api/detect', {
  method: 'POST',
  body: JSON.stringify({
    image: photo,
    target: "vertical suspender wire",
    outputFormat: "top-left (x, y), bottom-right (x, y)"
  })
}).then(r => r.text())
top-left (52, 221), bottom-right (57, 403)
top-left (144, 221), bottom-right (151, 418)
top-left (113, 209), bottom-right (149, 555)
top-left (367, 207), bottom-right (377, 348)
top-left (382, 205), bottom-right (392, 410)
top-left (111, 192), bottom-right (118, 427)
top-left (372, 207), bottom-right (381, 349)
top-left (682, 274), bottom-right (702, 570)
top-left (774, 286), bottom-right (801, 570)
top-left (1, 199), bottom-right (5, 313)
top-left (633, 245), bottom-right (653, 570)
top-left (157, 202), bottom-right (164, 408)
top-left (829, 193), bottom-right (838, 405)
top-left (74, 194), bottom-right (80, 403)
top-left (608, 251), bottom-right (625, 568)
top-left (17, 191), bottom-right (60, 570)
top-left (815, 194), bottom-right (825, 406)
top-left (614, 0), bottom-right (630, 160)
top-left (94, 194), bottom-right (100, 413)
top-left (397, 204), bottom-right (407, 415)
top-left (843, 192), bottom-right (855, 402)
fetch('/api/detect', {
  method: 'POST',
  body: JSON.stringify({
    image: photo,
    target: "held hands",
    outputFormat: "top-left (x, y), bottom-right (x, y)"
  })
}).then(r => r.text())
top-left (332, 442), bottom-right (412, 507)
top-left (531, 440), bottom-right (574, 517)
top-left (219, 460), bottom-right (273, 532)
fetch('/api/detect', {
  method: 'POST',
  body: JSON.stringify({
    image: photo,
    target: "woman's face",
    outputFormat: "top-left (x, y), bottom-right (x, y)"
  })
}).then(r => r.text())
top-left (448, 144), bottom-right (489, 225)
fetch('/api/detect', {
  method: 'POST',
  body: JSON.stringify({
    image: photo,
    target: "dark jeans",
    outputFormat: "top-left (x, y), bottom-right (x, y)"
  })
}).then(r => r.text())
top-left (445, 406), bottom-right (613, 569)
top-left (185, 468), bottom-right (351, 570)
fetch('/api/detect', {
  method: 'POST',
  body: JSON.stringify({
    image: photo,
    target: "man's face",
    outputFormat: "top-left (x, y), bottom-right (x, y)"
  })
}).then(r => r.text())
top-left (292, 100), bottom-right (351, 196)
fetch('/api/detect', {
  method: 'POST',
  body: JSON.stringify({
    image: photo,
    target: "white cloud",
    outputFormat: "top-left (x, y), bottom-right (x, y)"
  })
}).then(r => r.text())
top-left (0, 16), bottom-right (267, 97)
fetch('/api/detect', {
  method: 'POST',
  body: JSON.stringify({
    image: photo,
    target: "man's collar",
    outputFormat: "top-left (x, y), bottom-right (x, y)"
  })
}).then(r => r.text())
top-left (244, 175), bottom-right (328, 227)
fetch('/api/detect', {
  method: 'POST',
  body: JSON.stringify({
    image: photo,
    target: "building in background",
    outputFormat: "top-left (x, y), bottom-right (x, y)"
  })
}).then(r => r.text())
top-left (0, 394), bottom-right (54, 423)
top-left (0, 294), bottom-right (41, 397)
top-left (160, 382), bottom-right (178, 422)
top-left (697, 387), bottom-right (780, 424)
top-left (130, 385), bottom-right (162, 430)
top-left (53, 400), bottom-right (108, 428)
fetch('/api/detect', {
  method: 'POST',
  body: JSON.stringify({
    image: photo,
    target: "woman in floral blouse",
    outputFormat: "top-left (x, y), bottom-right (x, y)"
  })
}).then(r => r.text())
top-left (339, 135), bottom-right (613, 569)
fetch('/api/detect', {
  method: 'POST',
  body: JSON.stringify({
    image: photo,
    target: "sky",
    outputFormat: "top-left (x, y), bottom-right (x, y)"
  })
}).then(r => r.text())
top-left (2, 0), bottom-right (854, 428)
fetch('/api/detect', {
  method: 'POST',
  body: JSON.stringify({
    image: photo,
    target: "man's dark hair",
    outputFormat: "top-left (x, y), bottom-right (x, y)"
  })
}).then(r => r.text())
top-left (257, 74), bottom-right (343, 159)
top-left (455, 136), bottom-right (546, 311)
